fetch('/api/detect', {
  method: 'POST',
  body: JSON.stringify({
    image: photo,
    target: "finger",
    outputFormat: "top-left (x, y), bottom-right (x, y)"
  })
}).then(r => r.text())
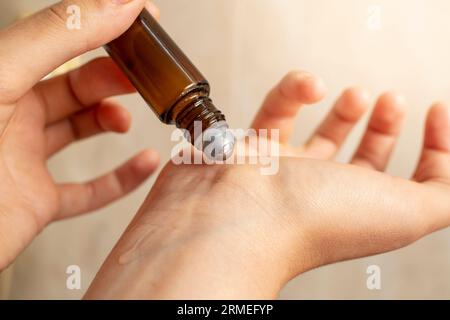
top-left (35, 57), bottom-right (134, 124)
top-left (352, 92), bottom-right (407, 170)
top-left (0, 0), bottom-right (148, 104)
top-left (414, 103), bottom-right (450, 182)
top-left (46, 100), bottom-right (131, 157)
top-left (56, 149), bottom-right (160, 220)
top-left (251, 71), bottom-right (326, 143)
top-left (304, 87), bottom-right (370, 159)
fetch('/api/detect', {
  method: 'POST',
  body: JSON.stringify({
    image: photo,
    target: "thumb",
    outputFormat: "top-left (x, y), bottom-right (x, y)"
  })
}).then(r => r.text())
top-left (0, 0), bottom-right (151, 104)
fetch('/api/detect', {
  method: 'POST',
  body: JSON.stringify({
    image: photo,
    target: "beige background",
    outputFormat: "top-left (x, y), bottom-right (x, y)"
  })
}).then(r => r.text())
top-left (0, 0), bottom-right (449, 299)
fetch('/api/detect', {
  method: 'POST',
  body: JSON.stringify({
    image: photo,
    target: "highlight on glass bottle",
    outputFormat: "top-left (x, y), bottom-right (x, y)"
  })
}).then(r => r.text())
top-left (105, 9), bottom-right (235, 160)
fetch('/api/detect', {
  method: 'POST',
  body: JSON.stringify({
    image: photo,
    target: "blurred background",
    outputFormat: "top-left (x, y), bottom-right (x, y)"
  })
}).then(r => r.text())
top-left (0, 0), bottom-right (449, 299)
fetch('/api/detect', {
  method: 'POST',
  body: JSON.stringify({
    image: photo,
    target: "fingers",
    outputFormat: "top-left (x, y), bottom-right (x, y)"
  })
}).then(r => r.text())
top-left (409, 104), bottom-right (450, 235)
top-left (351, 93), bottom-right (407, 170)
top-left (35, 57), bottom-right (135, 124)
top-left (304, 87), bottom-right (370, 159)
top-left (56, 149), bottom-right (160, 220)
top-left (46, 100), bottom-right (131, 157)
top-left (414, 103), bottom-right (450, 182)
top-left (0, 0), bottom-right (148, 104)
top-left (251, 71), bottom-right (326, 143)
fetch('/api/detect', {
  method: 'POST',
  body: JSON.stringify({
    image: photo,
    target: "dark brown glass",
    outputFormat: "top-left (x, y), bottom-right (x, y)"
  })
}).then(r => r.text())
top-left (104, 9), bottom-right (226, 142)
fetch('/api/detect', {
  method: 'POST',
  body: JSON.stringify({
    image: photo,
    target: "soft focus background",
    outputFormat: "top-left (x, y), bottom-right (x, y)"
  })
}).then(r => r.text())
top-left (0, 0), bottom-right (449, 299)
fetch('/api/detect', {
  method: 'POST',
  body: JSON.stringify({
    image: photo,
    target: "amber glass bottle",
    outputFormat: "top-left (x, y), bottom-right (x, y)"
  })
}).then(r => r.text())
top-left (105, 10), bottom-right (234, 160)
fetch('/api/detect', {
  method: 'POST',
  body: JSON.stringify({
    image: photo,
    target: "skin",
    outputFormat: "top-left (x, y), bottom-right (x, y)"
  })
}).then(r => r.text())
top-left (1, 0), bottom-right (449, 299)
top-left (85, 73), bottom-right (450, 299)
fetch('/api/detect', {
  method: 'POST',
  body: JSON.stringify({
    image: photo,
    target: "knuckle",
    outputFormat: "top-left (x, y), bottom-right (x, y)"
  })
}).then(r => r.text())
top-left (68, 115), bottom-right (82, 140)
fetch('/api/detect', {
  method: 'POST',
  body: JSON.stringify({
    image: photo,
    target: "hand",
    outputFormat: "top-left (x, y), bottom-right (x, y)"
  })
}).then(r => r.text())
top-left (0, 0), bottom-right (160, 270)
top-left (86, 70), bottom-right (450, 299)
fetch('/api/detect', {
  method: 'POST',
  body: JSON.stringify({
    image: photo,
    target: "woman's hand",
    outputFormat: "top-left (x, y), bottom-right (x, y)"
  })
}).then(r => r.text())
top-left (0, 0), bottom-right (160, 270)
top-left (87, 71), bottom-right (450, 299)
